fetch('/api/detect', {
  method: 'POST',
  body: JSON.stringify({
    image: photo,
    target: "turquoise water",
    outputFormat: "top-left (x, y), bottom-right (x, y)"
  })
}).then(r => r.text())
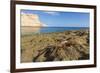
top-left (40, 27), bottom-right (88, 33)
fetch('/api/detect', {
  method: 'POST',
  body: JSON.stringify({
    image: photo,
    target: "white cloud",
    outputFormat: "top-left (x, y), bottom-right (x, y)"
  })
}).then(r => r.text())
top-left (42, 23), bottom-right (48, 27)
top-left (44, 11), bottom-right (59, 15)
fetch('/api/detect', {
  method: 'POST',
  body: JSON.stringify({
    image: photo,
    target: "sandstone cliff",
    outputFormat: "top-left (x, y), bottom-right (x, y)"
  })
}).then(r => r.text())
top-left (21, 14), bottom-right (42, 26)
top-left (21, 14), bottom-right (42, 33)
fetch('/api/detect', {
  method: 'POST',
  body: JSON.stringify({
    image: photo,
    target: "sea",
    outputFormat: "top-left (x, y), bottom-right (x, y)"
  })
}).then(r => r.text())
top-left (40, 27), bottom-right (88, 33)
top-left (21, 27), bottom-right (89, 34)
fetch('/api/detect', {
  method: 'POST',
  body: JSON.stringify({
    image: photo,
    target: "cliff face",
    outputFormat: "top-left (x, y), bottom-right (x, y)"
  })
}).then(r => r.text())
top-left (21, 14), bottom-right (42, 27)
top-left (21, 14), bottom-right (42, 33)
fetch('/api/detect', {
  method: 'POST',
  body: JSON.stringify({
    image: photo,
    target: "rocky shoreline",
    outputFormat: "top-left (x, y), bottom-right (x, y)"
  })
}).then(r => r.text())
top-left (21, 29), bottom-right (89, 62)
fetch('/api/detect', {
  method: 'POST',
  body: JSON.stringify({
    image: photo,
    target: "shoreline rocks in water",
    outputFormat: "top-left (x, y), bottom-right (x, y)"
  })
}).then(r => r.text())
top-left (21, 29), bottom-right (89, 62)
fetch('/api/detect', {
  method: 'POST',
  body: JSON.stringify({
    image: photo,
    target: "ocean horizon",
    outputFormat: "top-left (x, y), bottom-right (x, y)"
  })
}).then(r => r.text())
top-left (40, 27), bottom-right (89, 33)
top-left (21, 27), bottom-right (89, 34)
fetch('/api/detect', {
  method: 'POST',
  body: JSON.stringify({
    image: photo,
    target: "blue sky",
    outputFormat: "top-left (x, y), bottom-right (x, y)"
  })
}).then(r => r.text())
top-left (21, 9), bottom-right (90, 27)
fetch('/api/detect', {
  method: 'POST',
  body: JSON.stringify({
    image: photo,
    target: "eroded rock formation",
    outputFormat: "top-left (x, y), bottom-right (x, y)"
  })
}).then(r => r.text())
top-left (21, 14), bottom-right (42, 33)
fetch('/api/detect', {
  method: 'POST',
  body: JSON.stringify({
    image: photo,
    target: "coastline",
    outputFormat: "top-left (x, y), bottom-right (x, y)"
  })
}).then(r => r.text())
top-left (21, 27), bottom-right (89, 35)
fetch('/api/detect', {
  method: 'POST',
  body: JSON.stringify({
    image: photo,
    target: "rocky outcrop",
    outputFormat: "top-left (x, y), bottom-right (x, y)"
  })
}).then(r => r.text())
top-left (32, 36), bottom-right (89, 62)
top-left (21, 30), bottom-right (89, 62)
top-left (31, 30), bottom-right (89, 62)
